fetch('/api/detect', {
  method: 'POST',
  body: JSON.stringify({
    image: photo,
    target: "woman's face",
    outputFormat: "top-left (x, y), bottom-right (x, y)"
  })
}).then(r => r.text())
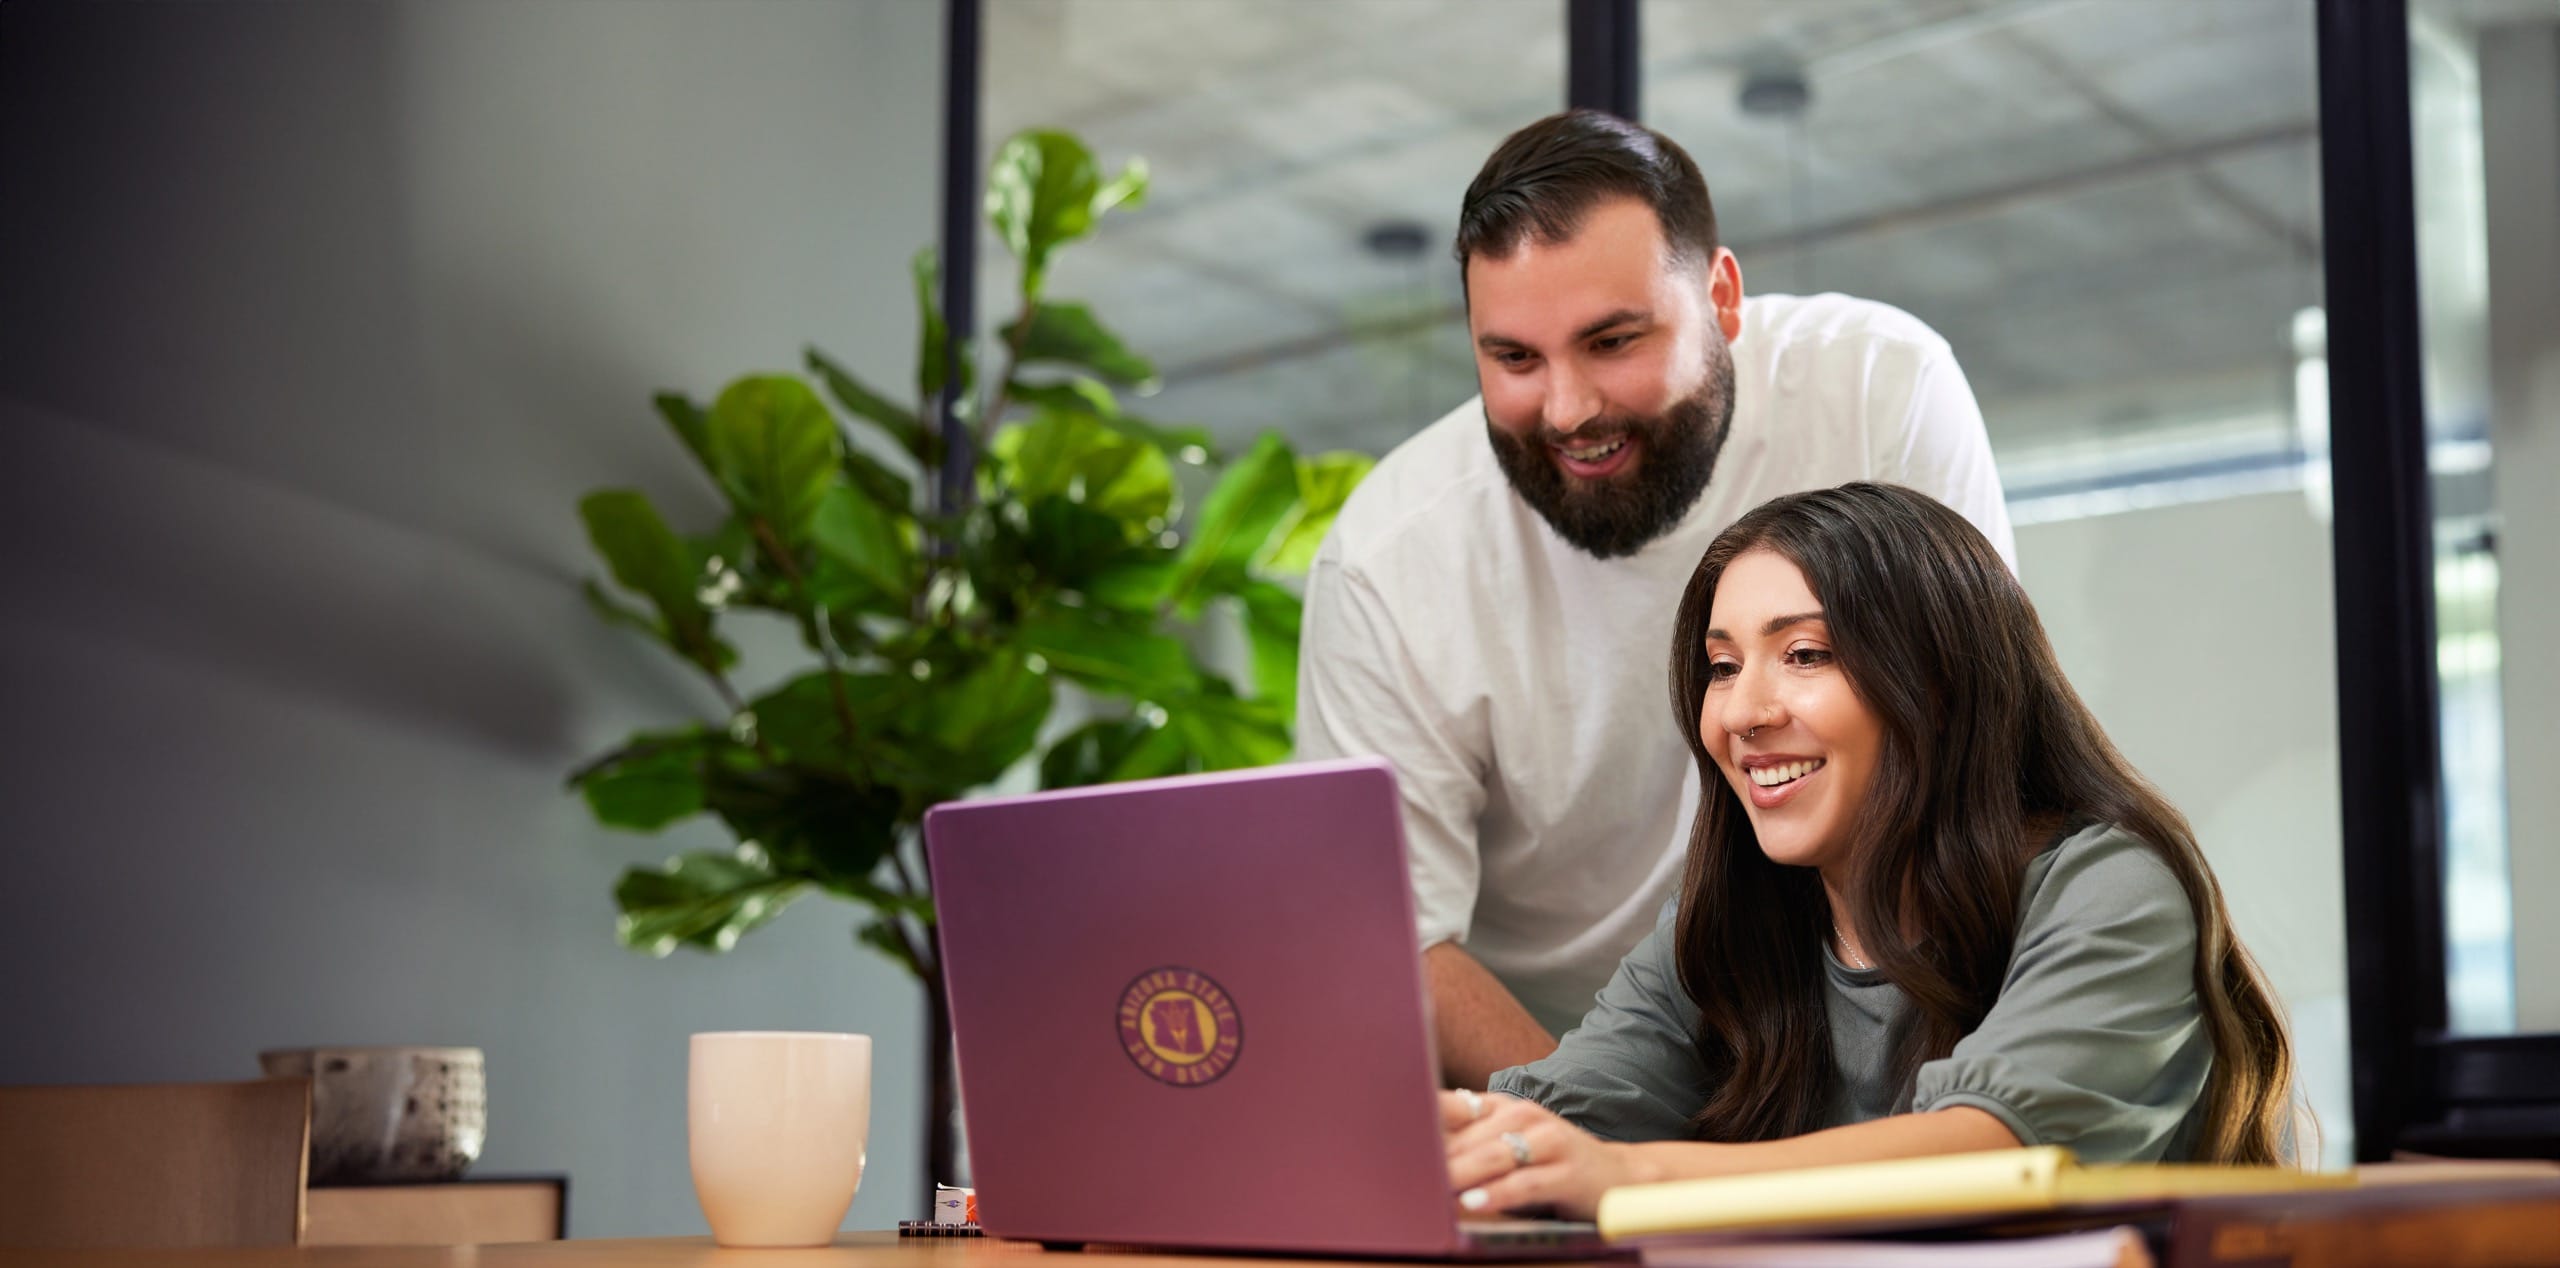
top-left (1700, 548), bottom-right (1885, 871)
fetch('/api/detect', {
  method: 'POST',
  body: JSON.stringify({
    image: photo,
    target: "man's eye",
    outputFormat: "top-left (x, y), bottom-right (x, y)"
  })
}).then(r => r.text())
top-left (1593, 334), bottom-right (1634, 352)
top-left (1492, 350), bottom-right (1532, 368)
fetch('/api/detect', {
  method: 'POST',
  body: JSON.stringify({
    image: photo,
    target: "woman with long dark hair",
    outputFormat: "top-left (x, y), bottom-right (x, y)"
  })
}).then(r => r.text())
top-left (1439, 482), bottom-right (2296, 1218)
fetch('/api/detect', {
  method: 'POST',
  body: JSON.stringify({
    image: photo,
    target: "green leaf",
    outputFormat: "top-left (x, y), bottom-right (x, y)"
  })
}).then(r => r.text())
top-left (573, 732), bottom-right (714, 830)
top-left (1019, 302), bottom-right (1157, 389)
top-left (807, 347), bottom-right (929, 461)
top-left (701, 759), bottom-right (903, 885)
top-left (579, 489), bottom-right (731, 670)
top-left (614, 848), bottom-right (805, 956)
top-left (913, 247), bottom-right (950, 403)
top-left (985, 130), bottom-right (1143, 296)
top-left (842, 447), bottom-right (916, 516)
top-left (654, 392), bottom-right (715, 471)
top-left (1023, 496), bottom-right (1136, 587)
top-left (581, 578), bottom-right (659, 637)
top-left (1094, 155), bottom-right (1149, 218)
top-left (1039, 714), bottom-right (1186, 789)
top-left (810, 484), bottom-right (913, 609)
top-left (1082, 557), bottom-right (1181, 612)
top-left (1237, 580), bottom-right (1303, 717)
top-left (992, 411), bottom-right (1175, 528)
top-left (706, 375), bottom-right (843, 548)
top-left (1019, 604), bottom-right (1201, 697)
top-left (1260, 451), bottom-right (1375, 573)
top-left (986, 130), bottom-right (1096, 296)
top-left (1166, 687), bottom-right (1293, 771)
top-left (856, 918), bottom-right (922, 975)
top-left (580, 490), bottom-right (692, 609)
top-left (1169, 432), bottom-right (1300, 610)
top-left (742, 673), bottom-right (858, 768)
top-left (1008, 377), bottom-right (1217, 460)
top-left (843, 873), bottom-right (936, 922)
top-left (922, 649), bottom-right (1053, 784)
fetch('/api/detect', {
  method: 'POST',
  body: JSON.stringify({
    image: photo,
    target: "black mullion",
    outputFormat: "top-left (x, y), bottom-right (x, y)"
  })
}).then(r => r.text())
top-left (937, 0), bottom-right (982, 516)
top-left (1567, 0), bottom-right (1640, 119)
top-left (2314, 0), bottom-right (2448, 1162)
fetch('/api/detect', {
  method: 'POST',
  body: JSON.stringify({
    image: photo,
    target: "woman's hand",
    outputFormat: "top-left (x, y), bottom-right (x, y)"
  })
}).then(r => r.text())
top-left (1438, 1089), bottom-right (1650, 1220)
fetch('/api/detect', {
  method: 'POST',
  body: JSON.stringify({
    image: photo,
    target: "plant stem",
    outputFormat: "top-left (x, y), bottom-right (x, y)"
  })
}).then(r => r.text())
top-left (969, 304), bottom-right (1039, 458)
top-left (889, 849), bottom-right (937, 974)
top-left (747, 517), bottom-right (868, 765)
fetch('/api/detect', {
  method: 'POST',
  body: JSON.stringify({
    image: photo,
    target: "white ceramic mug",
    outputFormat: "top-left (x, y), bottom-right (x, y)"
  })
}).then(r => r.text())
top-left (688, 1031), bottom-right (872, 1247)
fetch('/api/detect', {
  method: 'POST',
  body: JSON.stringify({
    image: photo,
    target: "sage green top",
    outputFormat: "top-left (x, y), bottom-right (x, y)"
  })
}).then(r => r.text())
top-left (1488, 822), bottom-right (2213, 1161)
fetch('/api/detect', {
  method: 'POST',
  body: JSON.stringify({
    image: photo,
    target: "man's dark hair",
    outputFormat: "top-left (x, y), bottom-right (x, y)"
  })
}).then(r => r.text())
top-left (1455, 109), bottom-right (1720, 275)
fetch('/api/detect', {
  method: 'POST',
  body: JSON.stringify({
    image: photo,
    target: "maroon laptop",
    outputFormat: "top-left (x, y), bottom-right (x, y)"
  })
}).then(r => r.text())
top-left (924, 757), bottom-right (1613, 1258)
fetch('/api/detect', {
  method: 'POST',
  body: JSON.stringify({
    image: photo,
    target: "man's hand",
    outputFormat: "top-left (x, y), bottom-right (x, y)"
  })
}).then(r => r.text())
top-left (1426, 941), bottom-right (1560, 1090)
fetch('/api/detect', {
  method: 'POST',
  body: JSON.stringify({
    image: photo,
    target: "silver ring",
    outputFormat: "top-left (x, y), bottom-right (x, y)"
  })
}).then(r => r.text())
top-left (1459, 1088), bottom-right (1484, 1121)
top-left (1502, 1130), bottom-right (1532, 1168)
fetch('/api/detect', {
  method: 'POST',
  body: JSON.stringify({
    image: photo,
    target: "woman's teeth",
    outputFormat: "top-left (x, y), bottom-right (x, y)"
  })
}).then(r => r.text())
top-left (1749, 759), bottom-right (1825, 787)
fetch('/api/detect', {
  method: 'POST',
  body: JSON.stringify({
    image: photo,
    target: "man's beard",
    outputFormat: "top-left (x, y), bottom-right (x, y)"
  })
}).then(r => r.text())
top-left (1486, 338), bottom-right (1735, 560)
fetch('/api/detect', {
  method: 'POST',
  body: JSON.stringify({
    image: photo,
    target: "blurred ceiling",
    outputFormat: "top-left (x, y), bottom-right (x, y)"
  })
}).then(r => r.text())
top-left (982, 0), bottom-right (2530, 478)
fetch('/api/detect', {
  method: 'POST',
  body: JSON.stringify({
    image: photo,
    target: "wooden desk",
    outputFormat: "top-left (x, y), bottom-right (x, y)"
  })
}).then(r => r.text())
top-left (0, 1231), bottom-right (1428, 1268)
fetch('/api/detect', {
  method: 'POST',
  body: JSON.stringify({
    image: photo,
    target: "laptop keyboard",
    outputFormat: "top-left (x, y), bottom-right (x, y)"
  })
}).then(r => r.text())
top-left (1462, 1218), bottom-right (1605, 1246)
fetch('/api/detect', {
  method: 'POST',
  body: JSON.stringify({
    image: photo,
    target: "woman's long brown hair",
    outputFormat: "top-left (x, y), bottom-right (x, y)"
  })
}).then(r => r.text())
top-left (1665, 483), bottom-right (2294, 1163)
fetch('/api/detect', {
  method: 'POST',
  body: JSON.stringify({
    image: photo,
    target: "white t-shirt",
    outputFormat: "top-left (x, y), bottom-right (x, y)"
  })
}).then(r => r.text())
top-left (1295, 292), bottom-right (2016, 1035)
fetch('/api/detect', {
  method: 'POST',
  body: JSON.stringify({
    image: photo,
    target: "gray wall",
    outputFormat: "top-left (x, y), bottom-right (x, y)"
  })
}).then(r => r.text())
top-left (0, 0), bottom-right (944, 1237)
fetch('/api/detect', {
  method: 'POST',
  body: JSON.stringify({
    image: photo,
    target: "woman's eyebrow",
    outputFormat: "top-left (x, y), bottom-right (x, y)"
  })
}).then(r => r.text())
top-left (1702, 611), bottom-right (1825, 642)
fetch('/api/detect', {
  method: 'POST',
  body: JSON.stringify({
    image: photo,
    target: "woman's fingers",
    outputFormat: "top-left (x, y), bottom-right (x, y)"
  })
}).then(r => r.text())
top-left (1455, 1159), bottom-right (1563, 1217)
top-left (1437, 1087), bottom-right (1490, 1131)
top-left (1444, 1092), bottom-right (1545, 1154)
top-left (1446, 1136), bottom-right (1526, 1193)
top-left (1437, 1089), bottom-right (1472, 1131)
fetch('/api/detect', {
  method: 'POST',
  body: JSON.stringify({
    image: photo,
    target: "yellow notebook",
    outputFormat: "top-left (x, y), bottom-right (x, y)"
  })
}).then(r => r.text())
top-left (1596, 1146), bottom-right (2357, 1241)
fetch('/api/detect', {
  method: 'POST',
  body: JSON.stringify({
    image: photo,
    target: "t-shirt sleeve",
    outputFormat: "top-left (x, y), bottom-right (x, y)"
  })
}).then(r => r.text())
top-left (1911, 828), bottom-right (2213, 1162)
top-left (1294, 554), bottom-right (1487, 949)
top-left (1872, 343), bottom-right (2017, 569)
top-left (1487, 915), bottom-right (1709, 1142)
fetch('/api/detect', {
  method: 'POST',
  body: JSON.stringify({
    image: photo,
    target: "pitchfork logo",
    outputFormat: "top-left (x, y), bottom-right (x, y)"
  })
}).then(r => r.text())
top-left (1117, 966), bottom-right (1242, 1087)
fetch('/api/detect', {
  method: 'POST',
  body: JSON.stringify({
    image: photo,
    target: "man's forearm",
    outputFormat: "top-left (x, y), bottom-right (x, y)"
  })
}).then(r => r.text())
top-left (1425, 940), bottom-right (1560, 1090)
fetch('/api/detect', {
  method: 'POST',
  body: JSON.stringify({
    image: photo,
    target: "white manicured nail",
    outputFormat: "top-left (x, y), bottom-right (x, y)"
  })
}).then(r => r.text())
top-left (1459, 1189), bottom-right (1490, 1211)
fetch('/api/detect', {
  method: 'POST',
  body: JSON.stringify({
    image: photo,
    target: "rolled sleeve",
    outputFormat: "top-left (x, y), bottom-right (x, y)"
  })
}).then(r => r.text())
top-left (1911, 828), bottom-right (2211, 1162)
top-left (1488, 918), bottom-right (1708, 1142)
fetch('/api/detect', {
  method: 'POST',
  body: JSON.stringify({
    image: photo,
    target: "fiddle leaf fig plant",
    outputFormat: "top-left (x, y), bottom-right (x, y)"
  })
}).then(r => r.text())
top-left (566, 129), bottom-right (1370, 1188)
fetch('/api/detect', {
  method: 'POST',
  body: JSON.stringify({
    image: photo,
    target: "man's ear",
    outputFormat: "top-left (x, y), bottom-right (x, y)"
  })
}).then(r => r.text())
top-left (1708, 248), bottom-right (1745, 342)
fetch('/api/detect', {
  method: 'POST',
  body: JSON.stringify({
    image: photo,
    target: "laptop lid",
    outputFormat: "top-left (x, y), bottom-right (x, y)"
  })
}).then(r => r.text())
top-left (924, 757), bottom-right (1466, 1256)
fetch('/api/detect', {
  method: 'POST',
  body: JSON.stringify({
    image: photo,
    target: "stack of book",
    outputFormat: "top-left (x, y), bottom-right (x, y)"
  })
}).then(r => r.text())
top-left (1591, 1146), bottom-right (2560, 1267)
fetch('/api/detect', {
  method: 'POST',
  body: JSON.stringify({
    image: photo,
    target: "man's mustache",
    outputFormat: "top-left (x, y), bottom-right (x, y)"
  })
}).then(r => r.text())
top-left (1531, 417), bottom-right (1654, 447)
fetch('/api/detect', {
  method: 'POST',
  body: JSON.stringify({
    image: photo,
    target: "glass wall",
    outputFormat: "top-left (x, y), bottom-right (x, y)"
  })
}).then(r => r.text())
top-left (2411, 0), bottom-right (2560, 1037)
top-left (977, 0), bottom-right (2424, 1159)
top-left (1643, 0), bottom-right (2350, 1160)
top-left (980, 0), bottom-right (1563, 458)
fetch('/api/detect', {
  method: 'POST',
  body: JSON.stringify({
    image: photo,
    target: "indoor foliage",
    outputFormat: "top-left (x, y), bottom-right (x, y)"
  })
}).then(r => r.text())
top-left (566, 129), bottom-right (1370, 1190)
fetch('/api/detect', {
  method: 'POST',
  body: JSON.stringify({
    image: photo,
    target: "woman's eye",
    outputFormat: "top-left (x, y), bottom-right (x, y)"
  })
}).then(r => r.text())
top-left (1706, 660), bottom-right (1739, 682)
top-left (1785, 647), bottom-right (1832, 668)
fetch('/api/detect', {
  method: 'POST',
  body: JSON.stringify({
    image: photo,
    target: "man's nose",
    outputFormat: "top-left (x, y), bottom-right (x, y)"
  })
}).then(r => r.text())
top-left (1542, 362), bottom-right (1602, 435)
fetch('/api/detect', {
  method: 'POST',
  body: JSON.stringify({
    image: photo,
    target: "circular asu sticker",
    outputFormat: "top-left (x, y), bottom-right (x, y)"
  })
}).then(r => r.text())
top-left (1116, 966), bottom-right (1242, 1087)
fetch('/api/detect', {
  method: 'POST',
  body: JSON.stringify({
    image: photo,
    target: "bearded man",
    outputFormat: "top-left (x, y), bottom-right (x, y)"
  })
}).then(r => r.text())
top-left (1297, 110), bottom-right (2015, 1089)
